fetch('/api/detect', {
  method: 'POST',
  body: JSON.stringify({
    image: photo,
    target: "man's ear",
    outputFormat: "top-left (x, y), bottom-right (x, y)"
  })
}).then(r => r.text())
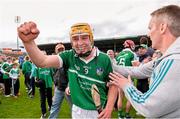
top-left (160, 23), bottom-right (168, 34)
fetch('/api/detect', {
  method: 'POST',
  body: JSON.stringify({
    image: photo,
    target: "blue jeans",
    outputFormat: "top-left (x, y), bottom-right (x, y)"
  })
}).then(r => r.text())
top-left (49, 87), bottom-right (72, 119)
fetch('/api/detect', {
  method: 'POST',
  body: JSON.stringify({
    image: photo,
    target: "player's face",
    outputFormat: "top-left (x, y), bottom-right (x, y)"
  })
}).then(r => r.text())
top-left (71, 34), bottom-right (92, 55)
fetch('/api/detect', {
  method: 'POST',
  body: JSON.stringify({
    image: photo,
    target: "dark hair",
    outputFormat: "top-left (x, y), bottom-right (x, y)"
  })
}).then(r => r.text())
top-left (139, 36), bottom-right (149, 45)
top-left (25, 56), bottom-right (29, 61)
top-left (55, 42), bottom-right (65, 54)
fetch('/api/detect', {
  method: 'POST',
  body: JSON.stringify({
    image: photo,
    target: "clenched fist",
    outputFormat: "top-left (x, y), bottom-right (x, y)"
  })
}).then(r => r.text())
top-left (17, 21), bottom-right (40, 43)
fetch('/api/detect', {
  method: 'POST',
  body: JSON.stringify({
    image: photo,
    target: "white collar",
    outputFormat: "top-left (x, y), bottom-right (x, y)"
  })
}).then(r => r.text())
top-left (79, 47), bottom-right (99, 64)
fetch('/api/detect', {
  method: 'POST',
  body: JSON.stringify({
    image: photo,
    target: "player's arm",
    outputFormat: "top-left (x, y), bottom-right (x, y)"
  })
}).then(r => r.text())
top-left (18, 21), bottom-right (61, 68)
top-left (1, 63), bottom-right (8, 74)
top-left (98, 85), bottom-right (117, 118)
top-left (98, 57), bottom-right (118, 118)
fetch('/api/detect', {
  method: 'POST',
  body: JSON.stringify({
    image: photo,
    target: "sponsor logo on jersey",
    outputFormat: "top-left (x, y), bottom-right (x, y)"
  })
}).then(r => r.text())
top-left (40, 70), bottom-right (50, 75)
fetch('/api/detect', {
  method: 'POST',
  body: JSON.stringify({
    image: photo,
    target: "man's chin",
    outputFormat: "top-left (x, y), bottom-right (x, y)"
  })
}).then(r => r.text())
top-left (76, 50), bottom-right (86, 55)
top-left (76, 50), bottom-right (92, 58)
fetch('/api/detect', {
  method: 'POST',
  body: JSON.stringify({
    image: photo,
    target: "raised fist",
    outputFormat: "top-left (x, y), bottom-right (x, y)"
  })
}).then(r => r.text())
top-left (17, 21), bottom-right (40, 43)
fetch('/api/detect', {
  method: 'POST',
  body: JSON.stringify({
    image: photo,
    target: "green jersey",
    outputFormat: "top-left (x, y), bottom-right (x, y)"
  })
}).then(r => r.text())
top-left (22, 61), bottom-right (32, 74)
top-left (30, 64), bottom-right (37, 79)
top-left (36, 68), bottom-right (53, 88)
top-left (116, 48), bottom-right (136, 66)
top-left (9, 68), bottom-right (20, 79)
top-left (59, 48), bottom-right (112, 110)
top-left (1, 62), bottom-right (12, 79)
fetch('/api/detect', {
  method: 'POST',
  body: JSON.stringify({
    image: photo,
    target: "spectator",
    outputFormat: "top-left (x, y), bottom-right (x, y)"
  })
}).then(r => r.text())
top-left (0, 55), bottom-right (5, 94)
top-left (49, 43), bottom-right (72, 119)
top-left (136, 44), bottom-right (151, 94)
top-left (22, 56), bottom-right (32, 92)
top-left (35, 51), bottom-right (54, 119)
top-left (18, 55), bottom-right (24, 69)
top-left (9, 62), bottom-right (20, 98)
top-left (28, 63), bottom-right (37, 98)
top-left (139, 36), bottom-right (154, 57)
top-left (107, 49), bottom-right (116, 63)
top-left (1, 56), bottom-right (12, 97)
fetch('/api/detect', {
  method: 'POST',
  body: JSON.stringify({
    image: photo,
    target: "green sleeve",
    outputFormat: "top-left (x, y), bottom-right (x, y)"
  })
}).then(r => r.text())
top-left (22, 62), bottom-right (26, 74)
top-left (59, 50), bottom-right (72, 68)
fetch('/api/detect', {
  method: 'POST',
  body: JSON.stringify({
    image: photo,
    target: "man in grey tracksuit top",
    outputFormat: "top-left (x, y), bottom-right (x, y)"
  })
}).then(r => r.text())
top-left (109, 5), bottom-right (180, 118)
top-left (113, 37), bottom-right (180, 117)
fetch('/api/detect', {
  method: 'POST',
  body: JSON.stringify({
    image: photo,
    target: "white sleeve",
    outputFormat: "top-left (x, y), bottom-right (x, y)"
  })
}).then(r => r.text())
top-left (1, 63), bottom-right (7, 74)
top-left (57, 55), bottom-right (63, 68)
top-left (112, 60), bottom-right (154, 79)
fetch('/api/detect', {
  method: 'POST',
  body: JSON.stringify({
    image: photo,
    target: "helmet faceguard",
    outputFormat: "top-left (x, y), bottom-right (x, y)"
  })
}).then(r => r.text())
top-left (70, 23), bottom-right (94, 46)
top-left (70, 23), bottom-right (94, 57)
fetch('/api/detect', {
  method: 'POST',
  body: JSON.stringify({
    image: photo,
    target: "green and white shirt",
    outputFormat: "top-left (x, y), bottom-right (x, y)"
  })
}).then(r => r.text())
top-left (36, 68), bottom-right (53, 88)
top-left (9, 68), bottom-right (20, 79)
top-left (1, 62), bottom-right (12, 79)
top-left (22, 61), bottom-right (32, 74)
top-left (59, 48), bottom-right (112, 110)
top-left (116, 48), bottom-right (137, 66)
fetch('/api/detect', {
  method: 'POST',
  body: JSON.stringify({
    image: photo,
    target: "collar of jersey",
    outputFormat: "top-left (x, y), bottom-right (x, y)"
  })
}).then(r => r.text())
top-left (79, 47), bottom-right (99, 64)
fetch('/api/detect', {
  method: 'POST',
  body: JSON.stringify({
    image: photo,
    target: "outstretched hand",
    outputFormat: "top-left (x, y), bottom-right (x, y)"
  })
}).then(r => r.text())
top-left (108, 72), bottom-right (132, 89)
top-left (17, 21), bottom-right (40, 43)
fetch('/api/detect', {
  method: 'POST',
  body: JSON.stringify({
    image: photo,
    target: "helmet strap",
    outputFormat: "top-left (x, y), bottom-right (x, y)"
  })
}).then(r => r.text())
top-left (78, 50), bottom-right (92, 58)
top-left (73, 46), bottom-right (94, 58)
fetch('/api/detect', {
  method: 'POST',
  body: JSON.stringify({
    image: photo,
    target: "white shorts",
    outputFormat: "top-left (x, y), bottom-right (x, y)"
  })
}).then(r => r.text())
top-left (72, 104), bottom-right (98, 119)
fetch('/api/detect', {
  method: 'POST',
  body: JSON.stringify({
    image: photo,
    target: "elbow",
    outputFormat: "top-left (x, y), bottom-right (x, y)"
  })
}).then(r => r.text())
top-left (135, 105), bottom-right (163, 117)
top-left (142, 112), bottom-right (161, 118)
top-left (140, 111), bottom-right (154, 117)
top-left (36, 63), bottom-right (44, 68)
top-left (31, 56), bottom-right (48, 68)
